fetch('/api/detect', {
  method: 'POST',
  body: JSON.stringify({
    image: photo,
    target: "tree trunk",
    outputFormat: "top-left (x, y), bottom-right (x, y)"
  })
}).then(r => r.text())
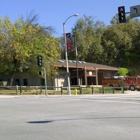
top-left (10, 72), bottom-right (15, 86)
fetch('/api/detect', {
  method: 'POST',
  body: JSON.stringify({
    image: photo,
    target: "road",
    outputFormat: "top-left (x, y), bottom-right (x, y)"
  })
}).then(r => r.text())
top-left (0, 92), bottom-right (140, 140)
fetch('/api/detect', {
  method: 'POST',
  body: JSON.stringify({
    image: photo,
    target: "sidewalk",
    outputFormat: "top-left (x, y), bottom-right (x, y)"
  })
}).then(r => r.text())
top-left (124, 90), bottom-right (140, 95)
top-left (0, 95), bottom-right (20, 98)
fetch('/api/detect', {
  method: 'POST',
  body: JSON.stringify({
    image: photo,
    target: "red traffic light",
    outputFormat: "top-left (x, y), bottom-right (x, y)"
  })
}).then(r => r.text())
top-left (118, 8), bottom-right (123, 12)
top-left (37, 55), bottom-right (43, 67)
top-left (37, 56), bottom-right (42, 60)
top-left (118, 6), bottom-right (126, 23)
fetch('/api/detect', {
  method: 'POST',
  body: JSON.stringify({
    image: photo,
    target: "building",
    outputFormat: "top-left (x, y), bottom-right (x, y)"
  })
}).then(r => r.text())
top-left (54, 60), bottom-right (118, 87)
top-left (0, 60), bottom-right (118, 87)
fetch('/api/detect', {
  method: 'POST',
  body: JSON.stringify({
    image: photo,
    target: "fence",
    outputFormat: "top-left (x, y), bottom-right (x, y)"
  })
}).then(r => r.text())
top-left (0, 85), bottom-right (125, 95)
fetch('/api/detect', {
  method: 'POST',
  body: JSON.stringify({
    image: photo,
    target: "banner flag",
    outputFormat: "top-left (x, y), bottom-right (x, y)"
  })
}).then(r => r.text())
top-left (66, 33), bottom-right (72, 52)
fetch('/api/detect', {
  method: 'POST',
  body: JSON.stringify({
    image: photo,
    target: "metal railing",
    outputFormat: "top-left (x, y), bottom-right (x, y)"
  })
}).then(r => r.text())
top-left (0, 85), bottom-right (125, 95)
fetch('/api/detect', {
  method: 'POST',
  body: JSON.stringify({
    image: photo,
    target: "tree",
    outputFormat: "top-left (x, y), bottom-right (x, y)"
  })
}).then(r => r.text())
top-left (102, 18), bottom-right (140, 74)
top-left (101, 22), bottom-right (132, 66)
top-left (110, 14), bottom-right (132, 25)
top-left (0, 17), bottom-right (60, 85)
top-left (115, 67), bottom-right (129, 76)
top-left (68, 15), bottom-right (105, 63)
top-left (59, 14), bottom-right (140, 75)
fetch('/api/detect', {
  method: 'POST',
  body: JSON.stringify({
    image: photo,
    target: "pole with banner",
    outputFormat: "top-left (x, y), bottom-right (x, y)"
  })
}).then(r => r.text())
top-left (66, 33), bottom-right (72, 52)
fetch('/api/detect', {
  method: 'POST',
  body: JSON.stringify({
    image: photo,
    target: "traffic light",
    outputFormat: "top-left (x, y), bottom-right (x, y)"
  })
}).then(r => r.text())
top-left (37, 55), bottom-right (43, 67)
top-left (118, 6), bottom-right (126, 23)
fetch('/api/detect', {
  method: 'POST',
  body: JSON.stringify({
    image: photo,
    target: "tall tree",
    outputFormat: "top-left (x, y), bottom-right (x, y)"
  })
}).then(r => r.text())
top-left (110, 14), bottom-right (132, 25)
top-left (60, 14), bottom-right (140, 74)
top-left (69, 15), bottom-right (105, 63)
top-left (102, 19), bottom-right (140, 74)
top-left (101, 23), bottom-right (132, 65)
top-left (0, 17), bottom-right (60, 85)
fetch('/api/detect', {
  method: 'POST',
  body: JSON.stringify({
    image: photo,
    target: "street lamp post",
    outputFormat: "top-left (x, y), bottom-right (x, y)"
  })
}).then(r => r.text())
top-left (63, 13), bottom-right (78, 95)
top-left (75, 41), bottom-right (79, 85)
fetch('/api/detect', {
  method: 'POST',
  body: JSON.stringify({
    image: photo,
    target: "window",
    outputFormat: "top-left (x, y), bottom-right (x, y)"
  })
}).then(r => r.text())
top-left (15, 79), bottom-right (20, 85)
top-left (23, 79), bottom-right (28, 86)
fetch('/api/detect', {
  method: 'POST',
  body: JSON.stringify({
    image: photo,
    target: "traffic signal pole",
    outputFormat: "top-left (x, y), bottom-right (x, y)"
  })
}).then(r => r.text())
top-left (44, 68), bottom-right (47, 96)
top-left (37, 55), bottom-right (47, 96)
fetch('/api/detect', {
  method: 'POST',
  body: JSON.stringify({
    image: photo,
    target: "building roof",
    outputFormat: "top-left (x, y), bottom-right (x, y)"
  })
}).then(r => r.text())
top-left (56, 59), bottom-right (119, 71)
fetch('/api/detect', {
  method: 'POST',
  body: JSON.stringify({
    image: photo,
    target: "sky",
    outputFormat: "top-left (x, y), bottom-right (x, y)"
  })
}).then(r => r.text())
top-left (0, 0), bottom-right (140, 37)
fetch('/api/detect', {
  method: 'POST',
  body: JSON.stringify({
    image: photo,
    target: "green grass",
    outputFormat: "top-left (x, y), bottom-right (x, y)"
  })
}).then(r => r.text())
top-left (0, 86), bottom-right (124, 95)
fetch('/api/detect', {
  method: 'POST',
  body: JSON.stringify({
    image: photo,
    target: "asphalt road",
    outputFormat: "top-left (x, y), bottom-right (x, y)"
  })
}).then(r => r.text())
top-left (0, 92), bottom-right (140, 140)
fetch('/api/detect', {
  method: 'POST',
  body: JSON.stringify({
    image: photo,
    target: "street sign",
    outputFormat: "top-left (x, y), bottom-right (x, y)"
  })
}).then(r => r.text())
top-left (130, 5), bottom-right (140, 18)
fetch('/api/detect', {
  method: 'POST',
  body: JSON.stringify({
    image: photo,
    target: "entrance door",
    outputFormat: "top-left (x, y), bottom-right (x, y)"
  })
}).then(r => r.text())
top-left (87, 77), bottom-right (96, 85)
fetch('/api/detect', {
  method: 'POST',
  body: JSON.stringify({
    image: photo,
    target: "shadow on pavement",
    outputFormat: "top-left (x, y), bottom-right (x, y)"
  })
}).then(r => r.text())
top-left (28, 120), bottom-right (53, 124)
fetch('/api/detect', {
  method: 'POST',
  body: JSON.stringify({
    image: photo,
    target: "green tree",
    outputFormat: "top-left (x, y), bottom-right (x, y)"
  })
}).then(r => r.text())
top-left (102, 18), bottom-right (140, 74)
top-left (60, 15), bottom-right (140, 75)
top-left (0, 17), bottom-right (60, 85)
top-left (69, 15), bottom-right (105, 63)
top-left (115, 67), bottom-right (129, 76)
top-left (110, 14), bottom-right (132, 25)
top-left (101, 22), bottom-right (132, 66)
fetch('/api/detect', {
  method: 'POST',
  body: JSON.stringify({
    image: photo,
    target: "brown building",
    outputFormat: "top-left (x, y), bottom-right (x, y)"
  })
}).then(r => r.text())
top-left (55, 60), bottom-right (118, 87)
top-left (0, 60), bottom-right (118, 87)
